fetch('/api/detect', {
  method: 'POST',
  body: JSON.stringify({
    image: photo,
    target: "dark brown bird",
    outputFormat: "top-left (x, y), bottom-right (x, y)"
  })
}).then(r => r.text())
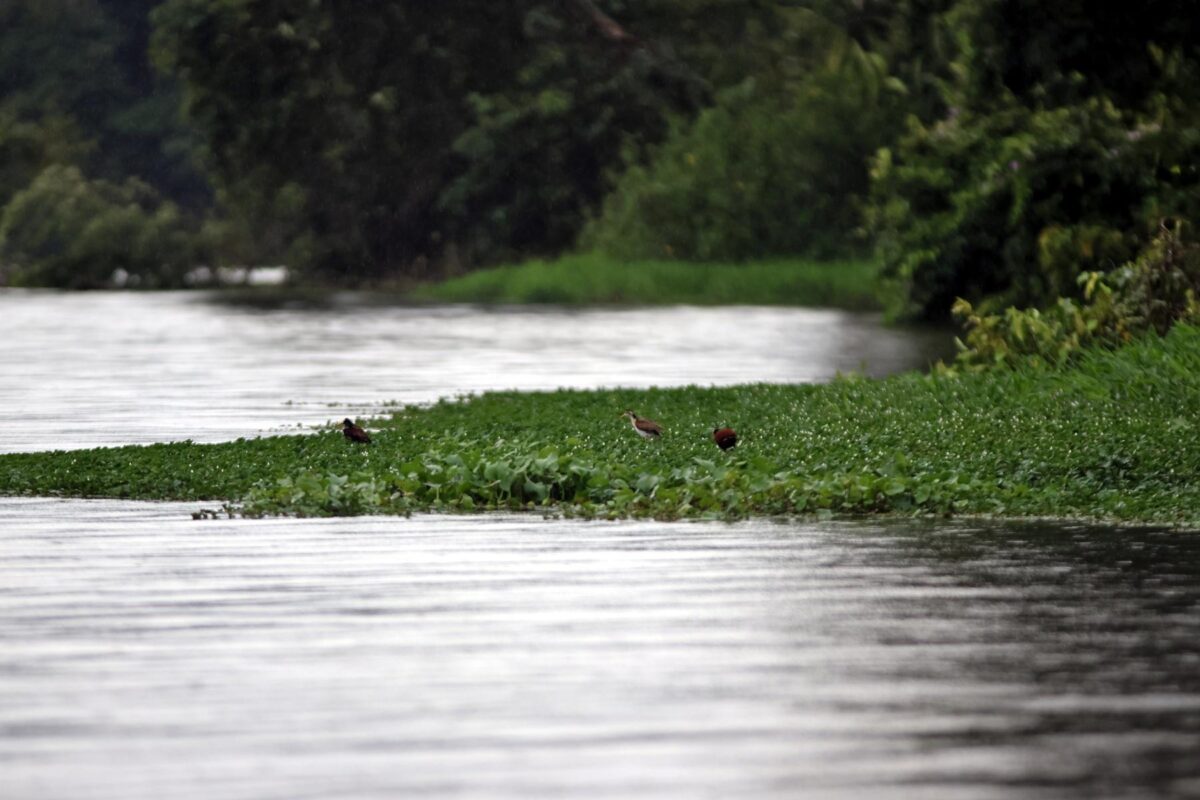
top-left (712, 427), bottom-right (737, 450)
top-left (623, 410), bottom-right (663, 439)
top-left (342, 418), bottom-right (371, 444)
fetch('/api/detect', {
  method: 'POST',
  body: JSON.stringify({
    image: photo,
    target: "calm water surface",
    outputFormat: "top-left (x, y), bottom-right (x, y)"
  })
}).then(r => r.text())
top-left (1, 291), bottom-right (1198, 799)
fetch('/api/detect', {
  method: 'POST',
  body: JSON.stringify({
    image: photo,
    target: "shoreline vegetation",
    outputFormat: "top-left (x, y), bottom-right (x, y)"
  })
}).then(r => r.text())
top-left (0, 255), bottom-right (882, 313)
top-left (2, 325), bottom-right (1198, 527)
top-left (94, 254), bottom-right (879, 313)
top-left (408, 254), bottom-right (880, 310)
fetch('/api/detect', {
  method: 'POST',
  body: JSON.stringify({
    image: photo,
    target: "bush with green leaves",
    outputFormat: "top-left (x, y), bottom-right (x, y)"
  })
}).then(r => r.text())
top-left (0, 164), bottom-right (209, 288)
top-left (946, 221), bottom-right (1200, 370)
top-left (868, 0), bottom-right (1200, 322)
top-left (868, 98), bottom-right (1200, 321)
top-left (584, 68), bottom-right (904, 261)
top-left (0, 0), bottom-right (208, 208)
top-left (0, 111), bottom-right (91, 209)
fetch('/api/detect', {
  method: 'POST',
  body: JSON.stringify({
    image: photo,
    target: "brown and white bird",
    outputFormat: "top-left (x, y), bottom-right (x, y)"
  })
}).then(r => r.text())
top-left (342, 418), bottom-right (371, 444)
top-left (712, 427), bottom-right (738, 451)
top-left (623, 410), bottom-right (663, 439)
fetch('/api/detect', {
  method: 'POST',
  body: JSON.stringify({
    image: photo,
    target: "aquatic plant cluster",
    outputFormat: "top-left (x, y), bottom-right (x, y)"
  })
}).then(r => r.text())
top-left (2, 326), bottom-right (1199, 525)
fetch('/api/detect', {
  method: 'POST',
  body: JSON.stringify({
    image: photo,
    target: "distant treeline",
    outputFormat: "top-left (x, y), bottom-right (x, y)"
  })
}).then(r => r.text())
top-left (1, 1), bottom-right (1199, 321)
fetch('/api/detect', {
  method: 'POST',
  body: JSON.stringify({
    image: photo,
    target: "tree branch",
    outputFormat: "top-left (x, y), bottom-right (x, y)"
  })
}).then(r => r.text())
top-left (558, 0), bottom-right (639, 46)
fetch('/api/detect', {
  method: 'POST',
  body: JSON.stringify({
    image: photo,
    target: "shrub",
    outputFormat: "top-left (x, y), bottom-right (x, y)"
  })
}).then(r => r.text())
top-left (0, 111), bottom-right (91, 209)
top-left (946, 220), bottom-right (1200, 371)
top-left (0, 164), bottom-right (209, 288)
top-left (870, 97), bottom-right (1200, 322)
top-left (583, 71), bottom-right (904, 261)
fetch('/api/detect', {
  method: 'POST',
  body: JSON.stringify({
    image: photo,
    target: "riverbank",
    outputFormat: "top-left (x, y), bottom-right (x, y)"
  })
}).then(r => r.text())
top-left (410, 254), bottom-right (880, 309)
top-left (2, 326), bottom-right (1198, 525)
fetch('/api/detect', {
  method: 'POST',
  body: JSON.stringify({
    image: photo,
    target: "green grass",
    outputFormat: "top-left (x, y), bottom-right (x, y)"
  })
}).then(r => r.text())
top-left (3, 326), bottom-right (1200, 525)
top-left (412, 253), bottom-right (880, 309)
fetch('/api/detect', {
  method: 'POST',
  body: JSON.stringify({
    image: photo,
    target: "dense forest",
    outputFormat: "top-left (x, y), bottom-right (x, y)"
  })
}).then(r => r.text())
top-left (1, 0), bottom-right (1198, 324)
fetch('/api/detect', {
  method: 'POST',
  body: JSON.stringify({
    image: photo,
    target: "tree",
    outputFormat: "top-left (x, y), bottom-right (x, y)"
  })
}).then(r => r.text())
top-left (0, 0), bottom-right (205, 206)
top-left (152, 1), bottom-right (747, 277)
top-left (0, 164), bottom-right (209, 288)
top-left (870, 0), bottom-right (1200, 320)
top-left (581, 3), bottom-right (919, 261)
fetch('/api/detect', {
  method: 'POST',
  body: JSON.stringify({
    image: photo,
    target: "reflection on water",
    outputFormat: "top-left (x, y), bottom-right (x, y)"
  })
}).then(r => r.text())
top-left (1, 498), bottom-right (1197, 800)
top-left (0, 290), bottom-right (950, 453)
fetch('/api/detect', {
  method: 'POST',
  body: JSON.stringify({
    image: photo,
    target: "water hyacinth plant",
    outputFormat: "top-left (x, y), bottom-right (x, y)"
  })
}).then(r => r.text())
top-left (3, 325), bottom-right (1200, 526)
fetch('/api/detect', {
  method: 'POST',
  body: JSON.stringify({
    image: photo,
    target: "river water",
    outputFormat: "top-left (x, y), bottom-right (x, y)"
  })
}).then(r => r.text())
top-left (1, 291), bottom-right (1198, 799)
top-left (0, 290), bottom-right (949, 453)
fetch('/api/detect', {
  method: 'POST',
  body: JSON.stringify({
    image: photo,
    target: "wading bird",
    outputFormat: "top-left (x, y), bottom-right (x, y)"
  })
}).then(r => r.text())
top-left (623, 410), bottom-right (663, 440)
top-left (712, 427), bottom-right (738, 451)
top-left (342, 418), bottom-right (371, 444)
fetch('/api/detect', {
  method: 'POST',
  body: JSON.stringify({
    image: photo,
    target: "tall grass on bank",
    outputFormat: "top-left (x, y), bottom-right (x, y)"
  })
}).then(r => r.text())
top-left (3, 327), bottom-right (1199, 525)
top-left (413, 253), bottom-right (879, 309)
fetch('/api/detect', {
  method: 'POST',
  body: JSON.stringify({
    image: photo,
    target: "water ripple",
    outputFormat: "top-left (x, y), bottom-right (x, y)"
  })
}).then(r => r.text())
top-left (0, 291), bottom-right (948, 452)
top-left (1, 499), bottom-right (1198, 799)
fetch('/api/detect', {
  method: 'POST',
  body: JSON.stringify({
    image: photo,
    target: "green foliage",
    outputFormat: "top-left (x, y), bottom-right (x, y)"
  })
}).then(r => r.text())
top-left (152, 0), bottom-right (513, 275)
top-left (949, 0), bottom-right (1200, 112)
top-left (151, 1), bottom-right (714, 277)
top-left (583, 16), bottom-right (910, 261)
top-left (0, 111), bottom-right (91, 209)
top-left (0, 1), bottom-right (210, 288)
top-left (7, 0), bottom-right (1200, 301)
top-left (246, 471), bottom-right (412, 518)
top-left (6, 327), bottom-right (1200, 525)
top-left (436, 8), bottom-right (710, 263)
top-left (870, 98), bottom-right (1200, 320)
top-left (442, 1), bottom-right (929, 264)
top-left (0, 0), bottom-right (205, 206)
top-left (143, 0), bottom-right (956, 275)
top-left (576, 0), bottom-right (965, 263)
top-left (413, 253), bottom-right (879, 309)
top-left (947, 221), bottom-right (1200, 369)
top-left (0, 165), bottom-right (210, 288)
top-left (808, 0), bottom-right (956, 122)
top-left (869, 0), bottom-right (1200, 321)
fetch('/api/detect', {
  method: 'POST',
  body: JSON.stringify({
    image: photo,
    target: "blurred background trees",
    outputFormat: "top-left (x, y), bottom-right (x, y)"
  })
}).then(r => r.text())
top-left (0, 0), bottom-right (209, 286)
top-left (1, 0), bottom-right (1198, 324)
top-left (872, 0), bottom-right (1200, 320)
